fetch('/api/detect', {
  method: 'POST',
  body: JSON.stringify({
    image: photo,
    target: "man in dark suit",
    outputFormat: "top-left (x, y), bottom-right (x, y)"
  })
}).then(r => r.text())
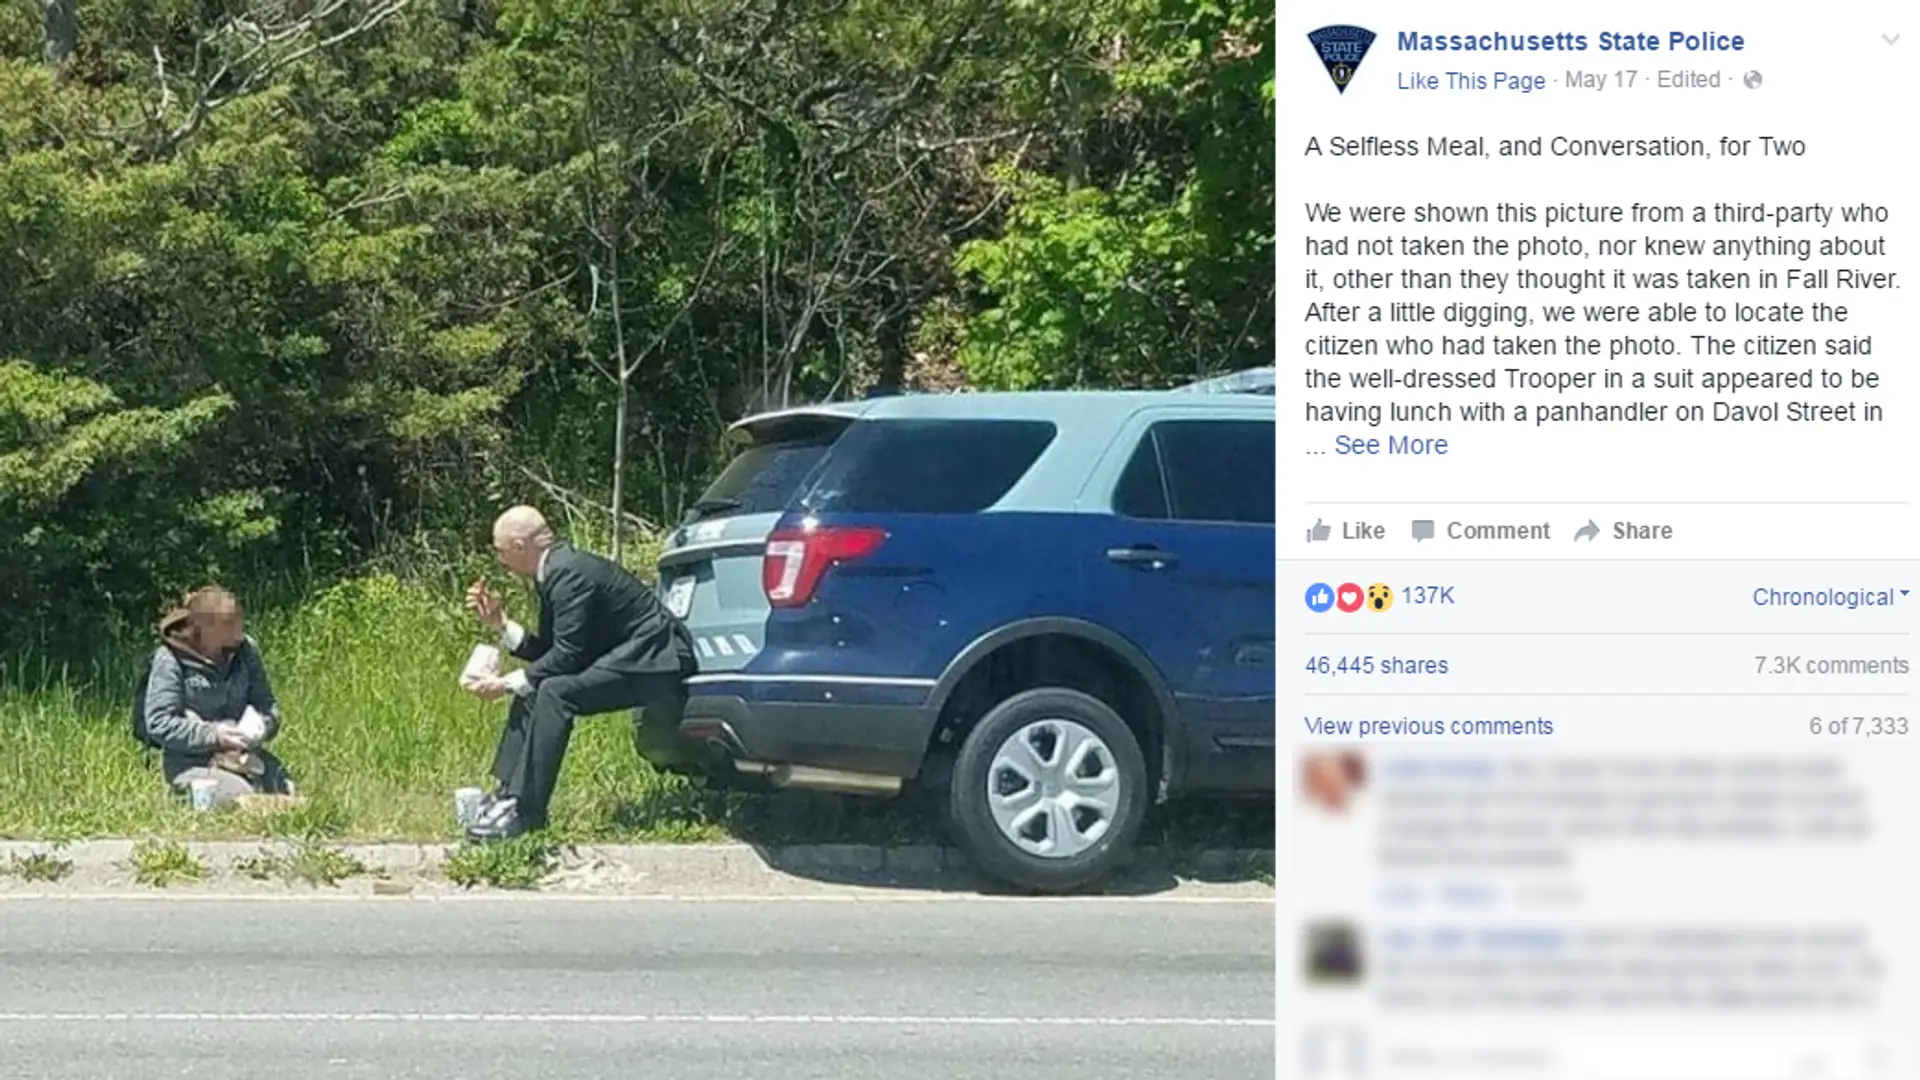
top-left (462, 506), bottom-right (697, 840)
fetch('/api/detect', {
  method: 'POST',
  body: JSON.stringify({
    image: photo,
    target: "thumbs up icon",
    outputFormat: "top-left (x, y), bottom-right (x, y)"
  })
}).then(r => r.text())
top-left (1307, 518), bottom-right (1331, 542)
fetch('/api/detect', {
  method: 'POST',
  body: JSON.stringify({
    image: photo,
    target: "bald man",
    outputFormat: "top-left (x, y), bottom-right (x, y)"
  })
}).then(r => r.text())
top-left (462, 506), bottom-right (697, 840)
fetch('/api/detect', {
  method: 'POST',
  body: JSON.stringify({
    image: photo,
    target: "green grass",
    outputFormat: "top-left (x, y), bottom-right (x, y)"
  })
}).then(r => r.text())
top-left (0, 571), bottom-right (731, 843)
top-left (0, 569), bottom-right (1273, 855)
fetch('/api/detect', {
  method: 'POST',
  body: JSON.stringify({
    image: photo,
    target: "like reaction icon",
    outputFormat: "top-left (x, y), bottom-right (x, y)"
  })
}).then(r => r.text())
top-left (1305, 583), bottom-right (1336, 613)
top-left (1334, 583), bottom-right (1365, 613)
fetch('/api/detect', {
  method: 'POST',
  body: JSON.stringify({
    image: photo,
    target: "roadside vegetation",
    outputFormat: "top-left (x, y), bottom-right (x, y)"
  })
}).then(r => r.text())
top-left (3, 845), bottom-right (74, 883)
top-left (130, 840), bottom-right (205, 887)
top-left (0, 0), bottom-right (1274, 855)
top-left (233, 841), bottom-right (370, 888)
top-left (0, 567), bottom-right (1273, 850)
top-left (443, 836), bottom-right (560, 890)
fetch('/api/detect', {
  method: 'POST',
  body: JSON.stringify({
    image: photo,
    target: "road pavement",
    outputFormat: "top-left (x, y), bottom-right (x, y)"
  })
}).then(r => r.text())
top-left (0, 894), bottom-right (1273, 1078)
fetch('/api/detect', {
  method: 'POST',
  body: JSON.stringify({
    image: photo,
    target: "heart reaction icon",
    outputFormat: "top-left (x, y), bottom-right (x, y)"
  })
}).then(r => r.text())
top-left (1335, 583), bottom-right (1365, 613)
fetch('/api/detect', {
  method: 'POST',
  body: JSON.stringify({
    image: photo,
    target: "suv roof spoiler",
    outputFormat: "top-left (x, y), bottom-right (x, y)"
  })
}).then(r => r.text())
top-left (1176, 367), bottom-right (1274, 395)
top-left (726, 402), bottom-right (870, 443)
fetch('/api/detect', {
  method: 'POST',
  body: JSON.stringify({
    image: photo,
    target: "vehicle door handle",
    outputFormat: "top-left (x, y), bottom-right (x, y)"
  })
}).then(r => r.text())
top-left (1106, 546), bottom-right (1179, 569)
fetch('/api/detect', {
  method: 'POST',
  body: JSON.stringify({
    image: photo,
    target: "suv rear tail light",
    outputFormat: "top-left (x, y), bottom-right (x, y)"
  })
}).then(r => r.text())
top-left (763, 524), bottom-right (887, 607)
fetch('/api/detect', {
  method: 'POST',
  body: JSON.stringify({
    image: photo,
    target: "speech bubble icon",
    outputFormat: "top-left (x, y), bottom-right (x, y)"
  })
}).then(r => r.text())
top-left (1412, 519), bottom-right (1435, 542)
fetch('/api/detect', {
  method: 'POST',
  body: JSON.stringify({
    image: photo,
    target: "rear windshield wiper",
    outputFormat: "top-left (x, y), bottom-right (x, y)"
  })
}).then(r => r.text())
top-left (684, 497), bottom-right (744, 522)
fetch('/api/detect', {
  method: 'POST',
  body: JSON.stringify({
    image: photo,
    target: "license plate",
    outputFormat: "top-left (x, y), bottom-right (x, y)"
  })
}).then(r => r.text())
top-left (664, 576), bottom-right (695, 619)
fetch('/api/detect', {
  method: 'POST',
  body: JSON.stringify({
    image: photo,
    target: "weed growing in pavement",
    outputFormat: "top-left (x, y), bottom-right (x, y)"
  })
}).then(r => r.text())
top-left (131, 839), bottom-right (204, 887)
top-left (442, 835), bottom-right (557, 890)
top-left (233, 841), bottom-right (369, 887)
top-left (3, 844), bottom-right (74, 883)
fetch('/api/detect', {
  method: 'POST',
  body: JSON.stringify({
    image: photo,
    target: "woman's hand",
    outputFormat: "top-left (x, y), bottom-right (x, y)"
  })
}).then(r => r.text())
top-left (214, 725), bottom-right (252, 753)
top-left (465, 578), bottom-right (506, 632)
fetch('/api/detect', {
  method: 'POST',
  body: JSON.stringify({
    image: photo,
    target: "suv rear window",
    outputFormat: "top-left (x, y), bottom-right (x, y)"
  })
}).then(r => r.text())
top-left (1114, 419), bottom-right (1274, 525)
top-left (689, 416), bottom-right (850, 521)
top-left (800, 419), bottom-right (1057, 514)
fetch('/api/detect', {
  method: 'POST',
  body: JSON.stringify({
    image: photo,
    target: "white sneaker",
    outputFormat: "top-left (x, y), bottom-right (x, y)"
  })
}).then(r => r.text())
top-left (473, 797), bottom-right (518, 828)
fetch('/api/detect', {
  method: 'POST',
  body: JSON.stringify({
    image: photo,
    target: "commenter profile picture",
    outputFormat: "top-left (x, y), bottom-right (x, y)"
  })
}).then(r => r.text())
top-left (1305, 921), bottom-right (1365, 985)
top-left (1308, 25), bottom-right (1377, 94)
top-left (1301, 749), bottom-right (1367, 814)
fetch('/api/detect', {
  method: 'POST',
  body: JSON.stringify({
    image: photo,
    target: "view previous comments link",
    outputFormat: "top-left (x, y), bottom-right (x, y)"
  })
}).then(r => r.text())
top-left (1299, 137), bottom-right (1898, 458)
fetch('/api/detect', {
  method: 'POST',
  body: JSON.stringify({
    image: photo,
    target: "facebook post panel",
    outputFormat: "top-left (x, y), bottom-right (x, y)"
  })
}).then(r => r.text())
top-left (1279, 3), bottom-right (1912, 1078)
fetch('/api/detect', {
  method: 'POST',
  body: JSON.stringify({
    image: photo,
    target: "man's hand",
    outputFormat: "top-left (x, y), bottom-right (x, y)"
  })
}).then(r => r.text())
top-left (465, 676), bottom-right (511, 701)
top-left (466, 578), bottom-right (506, 632)
top-left (214, 726), bottom-right (252, 752)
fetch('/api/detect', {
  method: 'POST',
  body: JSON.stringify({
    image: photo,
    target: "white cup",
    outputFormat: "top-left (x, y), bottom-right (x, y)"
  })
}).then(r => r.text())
top-left (189, 777), bottom-right (221, 812)
top-left (454, 787), bottom-right (487, 828)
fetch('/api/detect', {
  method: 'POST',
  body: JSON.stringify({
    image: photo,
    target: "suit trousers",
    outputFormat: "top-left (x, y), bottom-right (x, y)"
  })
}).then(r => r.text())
top-left (488, 665), bottom-right (688, 828)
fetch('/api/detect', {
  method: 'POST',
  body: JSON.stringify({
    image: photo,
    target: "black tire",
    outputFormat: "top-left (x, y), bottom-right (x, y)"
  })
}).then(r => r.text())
top-left (948, 687), bottom-right (1148, 893)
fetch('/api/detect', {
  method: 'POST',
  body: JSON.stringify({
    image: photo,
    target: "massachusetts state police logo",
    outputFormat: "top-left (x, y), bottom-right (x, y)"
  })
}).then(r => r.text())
top-left (1308, 25), bottom-right (1376, 94)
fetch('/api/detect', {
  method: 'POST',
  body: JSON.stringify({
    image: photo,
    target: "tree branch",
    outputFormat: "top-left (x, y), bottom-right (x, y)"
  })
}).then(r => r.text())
top-left (150, 0), bottom-right (413, 158)
top-left (516, 464), bottom-right (656, 534)
top-left (454, 268), bottom-right (581, 318)
top-left (826, 10), bottom-right (982, 166)
top-left (905, 126), bottom-right (1032, 154)
top-left (631, 11), bottom-right (787, 134)
top-left (621, 181), bottom-right (735, 381)
top-left (719, 0), bottom-right (792, 78)
top-left (325, 181), bottom-right (412, 221)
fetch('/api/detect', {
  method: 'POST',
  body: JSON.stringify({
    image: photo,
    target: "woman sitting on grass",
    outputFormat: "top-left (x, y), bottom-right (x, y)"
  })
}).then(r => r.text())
top-left (142, 586), bottom-right (294, 808)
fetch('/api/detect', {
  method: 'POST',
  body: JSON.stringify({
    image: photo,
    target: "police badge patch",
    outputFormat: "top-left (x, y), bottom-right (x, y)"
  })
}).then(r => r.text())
top-left (1308, 25), bottom-right (1376, 94)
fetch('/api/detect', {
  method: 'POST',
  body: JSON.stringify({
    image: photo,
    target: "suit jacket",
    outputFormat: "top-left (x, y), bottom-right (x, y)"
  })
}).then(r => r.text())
top-left (510, 543), bottom-right (696, 683)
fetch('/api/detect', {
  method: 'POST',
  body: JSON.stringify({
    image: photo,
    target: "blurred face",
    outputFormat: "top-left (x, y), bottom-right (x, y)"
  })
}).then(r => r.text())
top-left (201, 611), bottom-right (245, 654)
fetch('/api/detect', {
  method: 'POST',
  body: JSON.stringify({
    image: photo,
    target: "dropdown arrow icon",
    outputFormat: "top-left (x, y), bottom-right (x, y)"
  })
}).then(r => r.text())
top-left (1902, 589), bottom-right (1910, 597)
top-left (1885, 33), bottom-right (1901, 45)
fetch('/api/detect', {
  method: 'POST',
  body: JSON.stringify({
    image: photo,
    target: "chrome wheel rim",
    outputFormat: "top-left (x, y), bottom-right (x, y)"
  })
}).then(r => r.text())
top-left (986, 718), bottom-right (1120, 859)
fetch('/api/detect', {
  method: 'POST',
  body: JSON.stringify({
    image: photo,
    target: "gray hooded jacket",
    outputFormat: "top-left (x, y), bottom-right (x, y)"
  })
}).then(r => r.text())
top-left (143, 637), bottom-right (282, 780)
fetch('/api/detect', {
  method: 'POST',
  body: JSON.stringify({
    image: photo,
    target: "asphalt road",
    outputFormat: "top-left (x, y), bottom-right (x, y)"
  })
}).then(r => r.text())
top-left (0, 895), bottom-right (1273, 1079)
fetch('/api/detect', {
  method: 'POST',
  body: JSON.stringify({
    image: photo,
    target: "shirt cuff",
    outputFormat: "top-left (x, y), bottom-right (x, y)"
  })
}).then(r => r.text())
top-left (502, 669), bottom-right (533, 697)
top-left (500, 620), bottom-right (525, 651)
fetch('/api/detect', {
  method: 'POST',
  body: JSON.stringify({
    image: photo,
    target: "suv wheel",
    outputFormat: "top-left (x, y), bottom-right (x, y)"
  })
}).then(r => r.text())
top-left (949, 688), bottom-right (1147, 892)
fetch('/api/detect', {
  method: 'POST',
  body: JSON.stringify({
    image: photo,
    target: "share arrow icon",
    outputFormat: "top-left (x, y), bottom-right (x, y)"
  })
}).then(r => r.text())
top-left (1574, 520), bottom-right (1600, 542)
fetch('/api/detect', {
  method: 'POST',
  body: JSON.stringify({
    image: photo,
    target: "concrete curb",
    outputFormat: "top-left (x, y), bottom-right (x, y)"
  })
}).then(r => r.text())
top-left (0, 840), bottom-right (1273, 892)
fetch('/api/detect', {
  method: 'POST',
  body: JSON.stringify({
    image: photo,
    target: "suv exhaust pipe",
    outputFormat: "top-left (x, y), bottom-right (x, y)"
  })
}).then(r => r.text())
top-left (733, 760), bottom-right (902, 796)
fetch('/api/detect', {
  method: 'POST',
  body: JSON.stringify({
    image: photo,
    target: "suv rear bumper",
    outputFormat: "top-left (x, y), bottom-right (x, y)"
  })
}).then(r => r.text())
top-left (678, 686), bottom-right (939, 780)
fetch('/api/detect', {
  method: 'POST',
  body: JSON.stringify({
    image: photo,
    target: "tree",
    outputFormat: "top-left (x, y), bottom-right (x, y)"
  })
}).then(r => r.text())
top-left (0, 0), bottom-right (1275, 635)
top-left (952, 0), bottom-right (1274, 388)
top-left (0, 360), bottom-right (253, 625)
top-left (574, 8), bottom-right (731, 560)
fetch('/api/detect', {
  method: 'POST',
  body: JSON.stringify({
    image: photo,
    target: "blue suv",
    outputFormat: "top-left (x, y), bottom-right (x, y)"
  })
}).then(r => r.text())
top-left (654, 387), bottom-right (1274, 890)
